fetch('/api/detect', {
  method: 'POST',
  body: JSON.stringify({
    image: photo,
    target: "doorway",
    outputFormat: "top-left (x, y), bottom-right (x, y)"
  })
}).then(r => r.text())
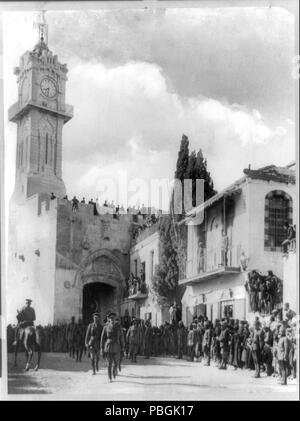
top-left (82, 282), bottom-right (115, 325)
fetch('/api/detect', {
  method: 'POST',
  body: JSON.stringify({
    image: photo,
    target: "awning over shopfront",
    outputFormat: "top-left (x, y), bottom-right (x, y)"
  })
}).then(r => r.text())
top-left (182, 285), bottom-right (246, 307)
top-left (178, 177), bottom-right (245, 226)
top-left (128, 292), bottom-right (148, 301)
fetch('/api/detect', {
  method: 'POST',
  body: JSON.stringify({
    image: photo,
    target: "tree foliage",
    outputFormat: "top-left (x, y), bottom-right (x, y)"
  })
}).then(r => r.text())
top-left (152, 135), bottom-right (217, 306)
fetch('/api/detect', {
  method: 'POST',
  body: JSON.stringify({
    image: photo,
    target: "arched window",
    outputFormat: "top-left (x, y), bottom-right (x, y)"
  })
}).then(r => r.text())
top-left (264, 190), bottom-right (293, 251)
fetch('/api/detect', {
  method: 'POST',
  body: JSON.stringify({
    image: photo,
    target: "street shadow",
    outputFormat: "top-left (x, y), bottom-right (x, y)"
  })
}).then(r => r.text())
top-left (8, 373), bottom-right (49, 394)
top-left (8, 353), bottom-right (90, 373)
top-left (119, 374), bottom-right (188, 379)
top-left (114, 377), bottom-right (228, 389)
top-left (125, 359), bottom-right (196, 368)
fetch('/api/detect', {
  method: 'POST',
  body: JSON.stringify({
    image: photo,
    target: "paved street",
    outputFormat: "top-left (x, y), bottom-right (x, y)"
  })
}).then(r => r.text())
top-left (6, 352), bottom-right (298, 400)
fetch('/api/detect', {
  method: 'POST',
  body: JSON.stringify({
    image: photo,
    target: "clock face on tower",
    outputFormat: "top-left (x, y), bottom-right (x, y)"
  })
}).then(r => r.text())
top-left (40, 77), bottom-right (58, 99)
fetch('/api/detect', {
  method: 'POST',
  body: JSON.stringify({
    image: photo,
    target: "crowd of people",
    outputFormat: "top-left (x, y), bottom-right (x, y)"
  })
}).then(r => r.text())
top-left (132, 213), bottom-right (159, 239)
top-left (7, 303), bottom-right (297, 385)
top-left (245, 270), bottom-right (282, 314)
top-left (125, 271), bottom-right (148, 297)
top-left (51, 193), bottom-right (162, 224)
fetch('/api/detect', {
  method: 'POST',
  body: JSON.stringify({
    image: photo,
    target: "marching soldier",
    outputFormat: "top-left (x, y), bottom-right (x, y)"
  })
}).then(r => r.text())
top-left (100, 312), bottom-right (125, 382)
top-left (85, 313), bottom-right (103, 375)
top-left (13, 298), bottom-right (36, 346)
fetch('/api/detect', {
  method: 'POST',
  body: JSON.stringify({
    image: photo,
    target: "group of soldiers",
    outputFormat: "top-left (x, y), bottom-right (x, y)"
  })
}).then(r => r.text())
top-left (182, 306), bottom-right (297, 385)
top-left (8, 300), bottom-right (297, 385)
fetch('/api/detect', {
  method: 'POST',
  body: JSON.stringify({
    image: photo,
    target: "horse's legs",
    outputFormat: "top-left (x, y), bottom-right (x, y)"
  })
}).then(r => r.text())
top-left (79, 348), bottom-right (83, 362)
top-left (14, 341), bottom-right (19, 367)
top-left (24, 345), bottom-right (32, 371)
top-left (34, 343), bottom-right (41, 371)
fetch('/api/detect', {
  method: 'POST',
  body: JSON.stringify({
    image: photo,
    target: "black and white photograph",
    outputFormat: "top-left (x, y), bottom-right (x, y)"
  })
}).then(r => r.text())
top-left (0, 0), bottom-right (298, 402)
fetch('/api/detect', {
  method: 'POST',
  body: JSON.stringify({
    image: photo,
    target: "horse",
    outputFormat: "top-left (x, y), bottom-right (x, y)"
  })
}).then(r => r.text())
top-left (14, 325), bottom-right (42, 371)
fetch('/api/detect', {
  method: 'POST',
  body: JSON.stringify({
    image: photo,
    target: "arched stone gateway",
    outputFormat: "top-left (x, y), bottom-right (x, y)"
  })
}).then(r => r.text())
top-left (74, 249), bottom-right (126, 324)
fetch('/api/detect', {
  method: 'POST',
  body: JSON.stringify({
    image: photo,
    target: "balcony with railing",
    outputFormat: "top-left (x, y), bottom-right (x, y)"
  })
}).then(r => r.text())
top-left (127, 282), bottom-right (149, 300)
top-left (179, 246), bottom-right (240, 286)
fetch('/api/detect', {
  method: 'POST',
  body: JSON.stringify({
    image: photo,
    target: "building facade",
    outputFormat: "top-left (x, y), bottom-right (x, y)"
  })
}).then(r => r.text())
top-left (6, 32), bottom-right (137, 325)
top-left (7, 26), bottom-right (297, 329)
top-left (121, 223), bottom-right (170, 327)
top-left (180, 166), bottom-right (296, 326)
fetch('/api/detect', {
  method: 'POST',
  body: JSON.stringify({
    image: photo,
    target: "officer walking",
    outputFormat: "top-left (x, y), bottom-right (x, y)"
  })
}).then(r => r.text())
top-left (85, 312), bottom-right (103, 375)
top-left (100, 312), bottom-right (125, 382)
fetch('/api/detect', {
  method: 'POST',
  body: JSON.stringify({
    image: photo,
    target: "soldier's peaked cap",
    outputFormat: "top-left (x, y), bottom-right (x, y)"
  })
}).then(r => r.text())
top-left (107, 312), bottom-right (117, 318)
top-left (25, 298), bottom-right (32, 302)
top-left (93, 312), bottom-right (100, 317)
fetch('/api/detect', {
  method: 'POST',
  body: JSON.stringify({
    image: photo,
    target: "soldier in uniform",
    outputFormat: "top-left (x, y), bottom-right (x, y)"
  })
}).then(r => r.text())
top-left (115, 317), bottom-right (125, 372)
top-left (152, 326), bottom-right (161, 357)
top-left (85, 312), bottom-right (103, 375)
top-left (250, 319), bottom-right (264, 378)
top-left (13, 298), bottom-right (36, 346)
top-left (277, 325), bottom-right (290, 385)
top-left (262, 321), bottom-right (274, 376)
top-left (74, 318), bottom-right (86, 362)
top-left (176, 321), bottom-right (186, 359)
top-left (143, 320), bottom-right (153, 359)
top-left (66, 316), bottom-right (76, 358)
top-left (218, 320), bottom-right (230, 369)
top-left (126, 318), bottom-right (140, 362)
top-left (212, 319), bottom-right (221, 365)
top-left (101, 312), bottom-right (125, 382)
top-left (202, 321), bottom-right (213, 366)
top-left (187, 323), bottom-right (197, 362)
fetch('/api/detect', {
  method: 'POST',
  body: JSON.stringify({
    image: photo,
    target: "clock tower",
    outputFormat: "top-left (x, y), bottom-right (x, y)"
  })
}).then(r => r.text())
top-left (8, 14), bottom-right (73, 200)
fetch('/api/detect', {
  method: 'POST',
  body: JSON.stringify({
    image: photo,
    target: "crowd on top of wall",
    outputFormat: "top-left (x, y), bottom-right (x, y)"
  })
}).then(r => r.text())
top-left (50, 192), bottom-right (162, 222)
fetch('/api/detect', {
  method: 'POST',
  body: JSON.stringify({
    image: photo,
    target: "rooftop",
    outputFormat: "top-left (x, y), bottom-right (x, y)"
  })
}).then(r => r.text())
top-left (183, 163), bottom-right (295, 223)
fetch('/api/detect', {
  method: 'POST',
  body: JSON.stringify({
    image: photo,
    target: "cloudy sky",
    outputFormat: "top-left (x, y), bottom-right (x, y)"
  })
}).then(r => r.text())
top-left (3, 5), bottom-right (297, 208)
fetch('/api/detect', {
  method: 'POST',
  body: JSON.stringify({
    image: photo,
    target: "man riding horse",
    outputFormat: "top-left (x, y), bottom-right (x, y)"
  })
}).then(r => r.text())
top-left (13, 298), bottom-right (36, 346)
top-left (13, 298), bottom-right (42, 371)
